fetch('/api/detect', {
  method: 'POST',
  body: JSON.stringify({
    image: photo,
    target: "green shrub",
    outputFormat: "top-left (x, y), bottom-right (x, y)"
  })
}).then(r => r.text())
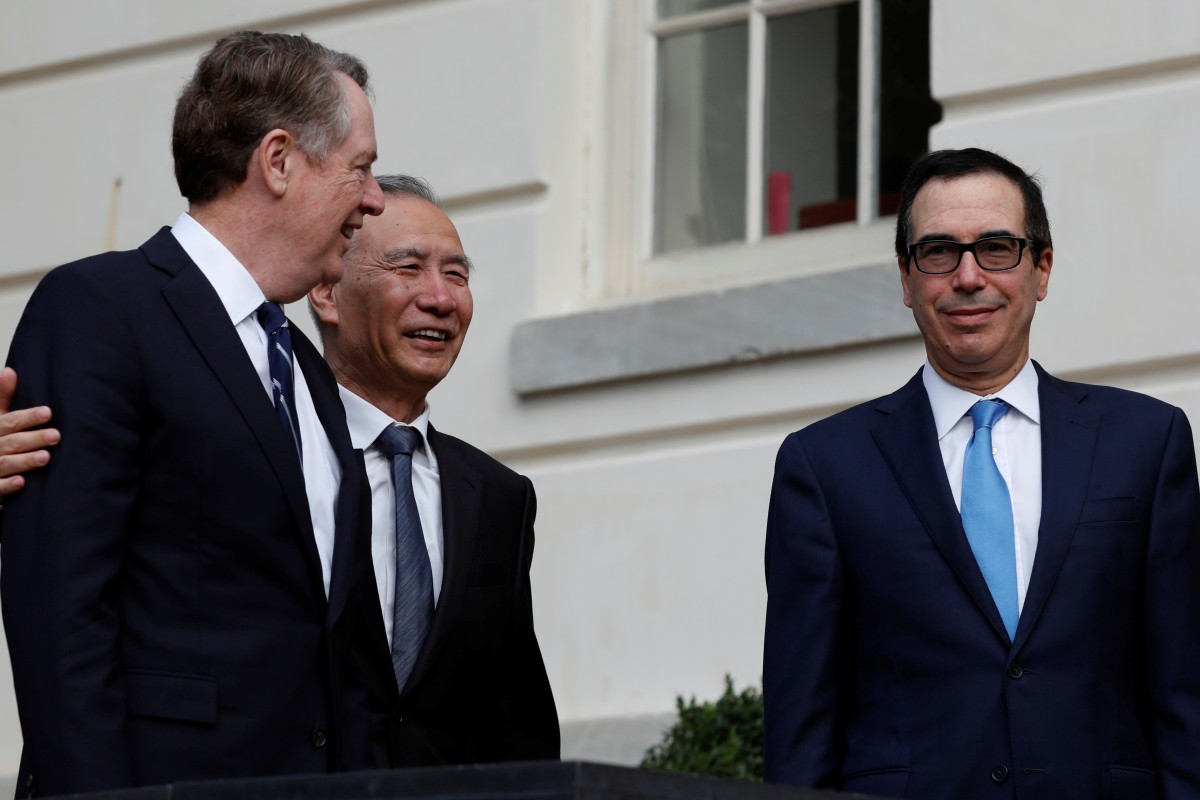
top-left (639, 675), bottom-right (764, 781)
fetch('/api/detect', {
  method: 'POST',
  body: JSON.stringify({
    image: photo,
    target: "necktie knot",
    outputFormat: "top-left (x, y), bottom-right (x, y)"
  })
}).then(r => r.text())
top-left (256, 301), bottom-right (287, 335)
top-left (970, 398), bottom-right (1009, 432)
top-left (376, 424), bottom-right (422, 460)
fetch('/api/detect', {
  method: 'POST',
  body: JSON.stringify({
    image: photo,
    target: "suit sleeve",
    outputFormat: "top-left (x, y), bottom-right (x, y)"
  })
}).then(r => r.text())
top-left (0, 266), bottom-right (142, 793)
top-left (763, 432), bottom-right (846, 788)
top-left (1145, 408), bottom-right (1200, 798)
top-left (479, 475), bottom-right (561, 761)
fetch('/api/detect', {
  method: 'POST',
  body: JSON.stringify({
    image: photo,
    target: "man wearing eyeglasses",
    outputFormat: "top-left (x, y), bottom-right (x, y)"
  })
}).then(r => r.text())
top-left (764, 147), bottom-right (1200, 799)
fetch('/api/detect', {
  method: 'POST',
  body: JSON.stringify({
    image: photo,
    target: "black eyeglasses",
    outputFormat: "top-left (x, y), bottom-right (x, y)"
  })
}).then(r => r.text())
top-left (908, 236), bottom-right (1030, 275)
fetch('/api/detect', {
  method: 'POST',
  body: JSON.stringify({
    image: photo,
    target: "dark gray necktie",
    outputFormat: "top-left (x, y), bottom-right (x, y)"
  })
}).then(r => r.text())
top-left (256, 301), bottom-right (302, 461)
top-left (374, 424), bottom-right (433, 693)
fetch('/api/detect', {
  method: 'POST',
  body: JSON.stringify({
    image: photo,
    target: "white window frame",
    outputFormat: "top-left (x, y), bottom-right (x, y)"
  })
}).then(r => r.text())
top-left (590, 0), bottom-right (901, 301)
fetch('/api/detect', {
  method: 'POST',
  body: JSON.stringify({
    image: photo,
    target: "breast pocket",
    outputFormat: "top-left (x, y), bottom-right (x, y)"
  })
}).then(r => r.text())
top-left (1078, 496), bottom-right (1139, 524)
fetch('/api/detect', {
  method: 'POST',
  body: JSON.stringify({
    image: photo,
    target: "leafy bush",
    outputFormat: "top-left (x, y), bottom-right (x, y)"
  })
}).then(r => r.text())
top-left (639, 675), bottom-right (764, 781)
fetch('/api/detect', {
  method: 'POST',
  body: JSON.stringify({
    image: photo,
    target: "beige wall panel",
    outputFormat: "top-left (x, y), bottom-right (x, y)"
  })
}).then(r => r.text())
top-left (0, 55), bottom-right (188, 280)
top-left (933, 0), bottom-right (1200, 99)
top-left (0, 0), bottom-right (371, 75)
top-left (523, 431), bottom-right (781, 721)
top-left (353, 0), bottom-right (545, 199)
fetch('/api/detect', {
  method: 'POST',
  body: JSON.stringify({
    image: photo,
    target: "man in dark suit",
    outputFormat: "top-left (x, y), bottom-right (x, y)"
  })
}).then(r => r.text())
top-left (308, 175), bottom-right (560, 768)
top-left (764, 148), bottom-right (1200, 799)
top-left (1, 31), bottom-right (383, 795)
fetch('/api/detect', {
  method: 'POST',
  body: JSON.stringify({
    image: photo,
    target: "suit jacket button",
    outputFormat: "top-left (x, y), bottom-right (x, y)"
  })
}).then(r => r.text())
top-left (1007, 663), bottom-right (1024, 679)
top-left (310, 728), bottom-right (328, 748)
top-left (991, 764), bottom-right (1009, 783)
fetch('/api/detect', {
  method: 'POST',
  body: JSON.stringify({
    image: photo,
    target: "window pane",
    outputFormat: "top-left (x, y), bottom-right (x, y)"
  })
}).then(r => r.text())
top-left (658, 0), bottom-right (740, 19)
top-left (763, 4), bottom-right (859, 236)
top-left (878, 0), bottom-right (941, 216)
top-left (654, 23), bottom-right (748, 254)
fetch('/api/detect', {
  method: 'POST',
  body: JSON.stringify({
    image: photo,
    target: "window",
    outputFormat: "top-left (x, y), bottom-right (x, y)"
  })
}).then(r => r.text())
top-left (651, 0), bottom-right (941, 255)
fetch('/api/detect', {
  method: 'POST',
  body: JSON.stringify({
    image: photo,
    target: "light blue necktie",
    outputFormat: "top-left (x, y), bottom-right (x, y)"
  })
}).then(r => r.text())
top-left (256, 301), bottom-right (302, 462)
top-left (374, 424), bottom-right (433, 693)
top-left (961, 399), bottom-right (1019, 639)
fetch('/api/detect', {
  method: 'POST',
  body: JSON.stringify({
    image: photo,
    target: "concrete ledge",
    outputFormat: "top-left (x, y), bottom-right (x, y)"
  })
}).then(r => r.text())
top-left (560, 712), bottom-right (674, 766)
top-left (510, 263), bottom-right (919, 394)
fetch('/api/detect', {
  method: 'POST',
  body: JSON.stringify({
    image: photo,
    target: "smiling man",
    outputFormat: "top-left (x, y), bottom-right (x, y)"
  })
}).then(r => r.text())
top-left (2, 31), bottom-right (382, 795)
top-left (763, 148), bottom-right (1200, 799)
top-left (308, 175), bottom-right (559, 768)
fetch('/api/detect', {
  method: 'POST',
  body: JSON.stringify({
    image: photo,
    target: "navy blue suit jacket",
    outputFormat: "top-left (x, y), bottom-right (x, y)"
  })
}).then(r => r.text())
top-left (764, 364), bottom-right (1200, 800)
top-left (1, 229), bottom-right (369, 795)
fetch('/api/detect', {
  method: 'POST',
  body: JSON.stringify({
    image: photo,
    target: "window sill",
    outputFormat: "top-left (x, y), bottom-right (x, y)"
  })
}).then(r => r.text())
top-left (509, 262), bottom-right (919, 395)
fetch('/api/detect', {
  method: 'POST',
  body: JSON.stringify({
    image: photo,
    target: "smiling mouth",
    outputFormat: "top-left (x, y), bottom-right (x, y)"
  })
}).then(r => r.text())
top-left (407, 329), bottom-right (448, 341)
top-left (943, 307), bottom-right (998, 324)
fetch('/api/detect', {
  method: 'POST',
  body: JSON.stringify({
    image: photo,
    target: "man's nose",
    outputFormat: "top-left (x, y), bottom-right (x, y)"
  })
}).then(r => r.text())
top-left (361, 174), bottom-right (384, 216)
top-left (951, 250), bottom-right (988, 291)
top-left (416, 274), bottom-right (457, 312)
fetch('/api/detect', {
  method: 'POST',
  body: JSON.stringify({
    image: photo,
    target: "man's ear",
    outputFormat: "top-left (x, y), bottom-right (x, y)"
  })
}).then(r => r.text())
top-left (899, 256), bottom-right (914, 309)
top-left (255, 128), bottom-right (294, 198)
top-left (1035, 246), bottom-right (1053, 302)
top-left (307, 282), bottom-right (339, 327)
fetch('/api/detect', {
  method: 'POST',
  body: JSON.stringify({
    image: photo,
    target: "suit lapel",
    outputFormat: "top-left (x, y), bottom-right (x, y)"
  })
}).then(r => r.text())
top-left (144, 229), bottom-right (320, 579)
top-left (1014, 364), bottom-right (1098, 648)
top-left (401, 425), bottom-right (482, 696)
top-left (294, 328), bottom-right (363, 625)
top-left (870, 370), bottom-right (1012, 643)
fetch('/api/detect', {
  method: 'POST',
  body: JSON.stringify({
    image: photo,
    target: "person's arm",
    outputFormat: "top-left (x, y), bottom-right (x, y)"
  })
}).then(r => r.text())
top-left (1145, 408), bottom-right (1200, 798)
top-left (763, 432), bottom-right (847, 788)
top-left (1, 266), bottom-right (142, 794)
top-left (0, 366), bottom-right (60, 498)
top-left (481, 476), bottom-right (560, 761)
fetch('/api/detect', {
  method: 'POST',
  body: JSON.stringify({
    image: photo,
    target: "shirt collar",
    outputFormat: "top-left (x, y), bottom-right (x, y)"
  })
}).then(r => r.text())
top-left (170, 211), bottom-right (265, 326)
top-left (922, 358), bottom-right (1040, 440)
top-left (338, 383), bottom-right (431, 453)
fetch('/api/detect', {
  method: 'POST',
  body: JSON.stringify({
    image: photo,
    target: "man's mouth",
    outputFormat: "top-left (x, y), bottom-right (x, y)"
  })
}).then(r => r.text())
top-left (340, 224), bottom-right (357, 241)
top-left (407, 329), bottom-right (449, 341)
top-left (943, 306), bottom-right (998, 325)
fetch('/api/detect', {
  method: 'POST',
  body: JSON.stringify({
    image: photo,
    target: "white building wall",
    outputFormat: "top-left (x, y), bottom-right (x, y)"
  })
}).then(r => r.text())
top-left (2, 0), bottom-right (1199, 788)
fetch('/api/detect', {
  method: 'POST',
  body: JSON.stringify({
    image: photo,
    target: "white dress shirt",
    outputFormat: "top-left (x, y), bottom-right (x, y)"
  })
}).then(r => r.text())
top-left (171, 211), bottom-right (342, 597)
top-left (338, 386), bottom-right (445, 647)
top-left (923, 359), bottom-right (1041, 611)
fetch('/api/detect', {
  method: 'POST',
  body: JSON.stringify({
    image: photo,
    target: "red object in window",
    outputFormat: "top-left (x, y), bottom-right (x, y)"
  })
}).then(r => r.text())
top-left (767, 171), bottom-right (792, 235)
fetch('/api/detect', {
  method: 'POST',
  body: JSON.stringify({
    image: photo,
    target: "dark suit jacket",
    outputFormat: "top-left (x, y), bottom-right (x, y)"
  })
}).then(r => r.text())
top-left (0, 228), bottom-right (368, 796)
top-left (338, 425), bottom-right (559, 769)
top-left (763, 364), bottom-right (1200, 800)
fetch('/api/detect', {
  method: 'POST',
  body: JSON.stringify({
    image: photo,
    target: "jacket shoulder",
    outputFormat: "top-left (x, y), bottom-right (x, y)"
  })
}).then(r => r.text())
top-left (33, 228), bottom-right (178, 297)
top-left (429, 429), bottom-right (527, 487)
top-left (1040, 369), bottom-right (1185, 422)
top-left (788, 379), bottom-right (922, 448)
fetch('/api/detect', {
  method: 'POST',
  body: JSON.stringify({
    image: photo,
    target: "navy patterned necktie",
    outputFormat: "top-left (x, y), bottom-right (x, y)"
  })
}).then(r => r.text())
top-left (961, 399), bottom-right (1019, 639)
top-left (374, 424), bottom-right (433, 693)
top-left (256, 302), bottom-right (302, 461)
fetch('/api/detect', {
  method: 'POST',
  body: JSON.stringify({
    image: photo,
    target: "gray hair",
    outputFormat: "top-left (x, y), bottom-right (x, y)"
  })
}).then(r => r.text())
top-left (376, 174), bottom-right (443, 208)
